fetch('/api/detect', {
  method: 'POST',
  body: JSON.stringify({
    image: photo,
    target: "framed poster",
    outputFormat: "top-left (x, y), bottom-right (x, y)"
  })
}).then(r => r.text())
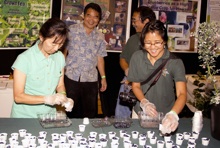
top-left (61, 0), bottom-right (132, 52)
top-left (0, 0), bottom-right (52, 50)
top-left (206, 0), bottom-right (220, 23)
top-left (139, 0), bottom-right (201, 53)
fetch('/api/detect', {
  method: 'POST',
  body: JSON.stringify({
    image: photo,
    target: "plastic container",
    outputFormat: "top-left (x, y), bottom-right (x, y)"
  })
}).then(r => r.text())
top-left (37, 111), bottom-right (72, 128)
top-left (138, 111), bottom-right (164, 128)
top-left (113, 117), bottom-right (132, 128)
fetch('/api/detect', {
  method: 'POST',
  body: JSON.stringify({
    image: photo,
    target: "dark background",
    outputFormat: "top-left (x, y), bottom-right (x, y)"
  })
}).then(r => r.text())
top-left (0, 0), bottom-right (216, 117)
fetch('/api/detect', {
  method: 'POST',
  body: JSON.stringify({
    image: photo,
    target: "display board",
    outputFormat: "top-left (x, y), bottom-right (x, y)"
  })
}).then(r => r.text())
top-left (140, 0), bottom-right (201, 53)
top-left (61, 0), bottom-right (131, 52)
top-left (206, 0), bottom-right (220, 23)
top-left (0, 0), bottom-right (52, 50)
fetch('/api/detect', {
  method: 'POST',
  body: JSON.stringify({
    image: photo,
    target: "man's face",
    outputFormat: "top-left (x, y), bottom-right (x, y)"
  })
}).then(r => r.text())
top-left (83, 8), bottom-right (100, 31)
top-left (131, 12), bottom-right (149, 33)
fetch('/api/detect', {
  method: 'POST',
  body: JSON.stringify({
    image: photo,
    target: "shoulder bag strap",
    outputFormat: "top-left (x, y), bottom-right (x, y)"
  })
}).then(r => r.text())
top-left (141, 53), bottom-right (176, 93)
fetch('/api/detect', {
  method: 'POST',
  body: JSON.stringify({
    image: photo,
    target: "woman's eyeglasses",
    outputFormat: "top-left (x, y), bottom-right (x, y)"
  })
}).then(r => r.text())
top-left (144, 41), bottom-right (164, 48)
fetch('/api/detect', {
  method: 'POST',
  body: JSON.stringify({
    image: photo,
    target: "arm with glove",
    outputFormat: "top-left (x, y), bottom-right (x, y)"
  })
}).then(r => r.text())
top-left (160, 81), bottom-right (187, 134)
top-left (132, 82), bottom-right (158, 117)
top-left (54, 69), bottom-right (74, 112)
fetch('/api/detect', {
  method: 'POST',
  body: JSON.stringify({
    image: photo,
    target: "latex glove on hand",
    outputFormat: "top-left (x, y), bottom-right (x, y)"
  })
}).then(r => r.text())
top-left (140, 98), bottom-right (158, 117)
top-left (160, 111), bottom-right (179, 134)
top-left (62, 98), bottom-right (74, 112)
top-left (44, 93), bottom-right (67, 106)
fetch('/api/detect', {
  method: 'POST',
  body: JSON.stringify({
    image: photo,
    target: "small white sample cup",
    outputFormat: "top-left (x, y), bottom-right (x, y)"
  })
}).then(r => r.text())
top-left (111, 141), bottom-right (119, 148)
top-left (83, 117), bottom-right (89, 124)
top-left (59, 133), bottom-right (67, 142)
top-left (164, 135), bottom-right (171, 142)
top-left (0, 141), bottom-right (6, 148)
top-left (119, 130), bottom-right (127, 138)
top-left (112, 136), bottom-right (119, 144)
top-left (79, 124), bottom-right (86, 132)
top-left (157, 140), bottom-right (165, 148)
top-left (165, 140), bottom-right (173, 148)
top-left (123, 140), bottom-right (131, 148)
top-left (131, 131), bottom-right (139, 139)
top-left (147, 131), bottom-right (155, 139)
top-left (188, 137), bottom-right (196, 143)
top-left (47, 143), bottom-right (55, 148)
top-left (8, 137), bottom-right (17, 145)
top-left (183, 132), bottom-right (191, 140)
top-left (99, 133), bottom-right (107, 140)
top-left (39, 131), bottom-right (47, 139)
top-left (40, 140), bottom-right (48, 147)
top-left (108, 131), bottom-right (116, 139)
top-left (139, 137), bottom-right (146, 146)
top-left (11, 133), bottom-right (19, 140)
top-left (176, 133), bottom-right (183, 139)
top-left (187, 141), bottom-right (196, 148)
top-left (100, 138), bottom-right (108, 147)
top-left (123, 134), bottom-right (131, 141)
top-left (75, 133), bottom-right (83, 142)
top-left (29, 136), bottom-right (36, 144)
top-left (176, 137), bottom-right (184, 146)
top-left (19, 129), bottom-right (27, 138)
top-left (66, 131), bottom-right (74, 138)
top-left (88, 139), bottom-right (96, 147)
top-left (201, 137), bottom-right (210, 146)
top-left (95, 142), bottom-right (102, 148)
top-left (22, 139), bottom-right (29, 147)
top-left (51, 133), bottom-right (59, 140)
top-left (131, 143), bottom-right (138, 148)
top-left (52, 138), bottom-right (59, 147)
top-left (24, 133), bottom-right (32, 140)
top-left (89, 131), bottom-right (97, 138)
top-left (149, 136), bottom-right (157, 144)
top-left (192, 131), bottom-right (199, 139)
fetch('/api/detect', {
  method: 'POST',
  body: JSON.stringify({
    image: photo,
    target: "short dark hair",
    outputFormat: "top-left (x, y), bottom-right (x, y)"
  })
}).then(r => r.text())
top-left (140, 20), bottom-right (168, 48)
top-left (134, 6), bottom-right (156, 23)
top-left (84, 3), bottom-right (102, 21)
top-left (39, 18), bottom-right (68, 42)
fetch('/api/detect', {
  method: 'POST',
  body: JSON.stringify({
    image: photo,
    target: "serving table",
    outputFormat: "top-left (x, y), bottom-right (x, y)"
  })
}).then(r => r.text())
top-left (0, 118), bottom-right (219, 147)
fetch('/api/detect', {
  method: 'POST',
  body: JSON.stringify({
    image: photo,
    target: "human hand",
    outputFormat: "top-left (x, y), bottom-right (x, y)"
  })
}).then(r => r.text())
top-left (44, 93), bottom-right (67, 106)
top-left (125, 68), bottom-right (129, 76)
top-left (140, 98), bottom-right (158, 117)
top-left (62, 98), bottom-right (74, 112)
top-left (100, 78), bottom-right (107, 92)
top-left (161, 111), bottom-right (179, 134)
top-left (120, 79), bottom-right (130, 85)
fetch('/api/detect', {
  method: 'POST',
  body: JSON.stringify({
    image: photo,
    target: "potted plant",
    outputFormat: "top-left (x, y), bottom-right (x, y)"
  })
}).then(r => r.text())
top-left (191, 21), bottom-right (220, 140)
top-left (188, 71), bottom-right (212, 118)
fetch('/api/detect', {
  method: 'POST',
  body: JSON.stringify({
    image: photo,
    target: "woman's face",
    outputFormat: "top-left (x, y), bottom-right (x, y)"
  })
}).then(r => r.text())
top-left (144, 31), bottom-right (165, 59)
top-left (39, 35), bottom-right (65, 56)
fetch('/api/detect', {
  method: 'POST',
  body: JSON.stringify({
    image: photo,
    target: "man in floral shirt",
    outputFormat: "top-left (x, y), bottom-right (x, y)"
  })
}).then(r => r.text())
top-left (64, 3), bottom-right (107, 118)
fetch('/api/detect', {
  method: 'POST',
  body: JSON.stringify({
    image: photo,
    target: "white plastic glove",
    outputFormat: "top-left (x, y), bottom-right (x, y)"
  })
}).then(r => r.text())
top-left (140, 98), bottom-right (157, 117)
top-left (161, 111), bottom-right (179, 134)
top-left (62, 98), bottom-right (74, 112)
top-left (44, 93), bottom-right (67, 106)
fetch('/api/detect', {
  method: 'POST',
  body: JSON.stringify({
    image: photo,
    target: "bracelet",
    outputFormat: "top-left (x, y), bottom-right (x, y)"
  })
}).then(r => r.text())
top-left (58, 91), bottom-right (66, 95)
top-left (101, 75), bottom-right (106, 79)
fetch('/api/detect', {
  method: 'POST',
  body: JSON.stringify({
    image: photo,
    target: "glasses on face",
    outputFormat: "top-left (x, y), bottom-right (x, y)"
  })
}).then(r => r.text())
top-left (144, 41), bottom-right (164, 48)
top-left (131, 18), bottom-right (141, 23)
